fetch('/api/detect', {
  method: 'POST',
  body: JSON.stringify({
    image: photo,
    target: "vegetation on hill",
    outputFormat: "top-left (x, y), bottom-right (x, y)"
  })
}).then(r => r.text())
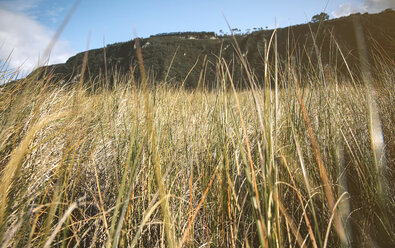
top-left (150, 31), bottom-right (216, 38)
top-left (20, 9), bottom-right (395, 89)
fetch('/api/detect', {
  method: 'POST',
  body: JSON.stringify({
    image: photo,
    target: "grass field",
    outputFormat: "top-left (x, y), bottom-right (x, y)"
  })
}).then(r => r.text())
top-left (0, 35), bottom-right (394, 248)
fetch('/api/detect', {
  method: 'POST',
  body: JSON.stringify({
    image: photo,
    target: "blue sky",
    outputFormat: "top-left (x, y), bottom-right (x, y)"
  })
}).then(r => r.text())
top-left (0, 0), bottom-right (394, 75)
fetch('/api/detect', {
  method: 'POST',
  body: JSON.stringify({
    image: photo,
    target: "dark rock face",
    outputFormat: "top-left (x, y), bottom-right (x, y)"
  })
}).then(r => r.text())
top-left (29, 9), bottom-right (395, 88)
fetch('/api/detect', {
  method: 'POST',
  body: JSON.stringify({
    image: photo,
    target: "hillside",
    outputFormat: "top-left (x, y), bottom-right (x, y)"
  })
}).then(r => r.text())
top-left (28, 9), bottom-right (395, 88)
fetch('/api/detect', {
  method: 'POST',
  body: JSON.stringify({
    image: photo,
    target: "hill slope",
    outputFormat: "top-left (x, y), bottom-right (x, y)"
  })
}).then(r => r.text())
top-left (29, 9), bottom-right (395, 88)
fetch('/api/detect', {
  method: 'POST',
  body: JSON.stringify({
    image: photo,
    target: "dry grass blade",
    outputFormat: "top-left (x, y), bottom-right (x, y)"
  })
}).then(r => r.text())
top-left (275, 196), bottom-right (304, 247)
top-left (135, 33), bottom-right (176, 248)
top-left (0, 111), bottom-right (68, 227)
top-left (222, 55), bottom-right (268, 247)
top-left (293, 72), bottom-right (347, 244)
top-left (277, 155), bottom-right (318, 248)
top-left (177, 134), bottom-right (219, 248)
top-left (43, 201), bottom-right (79, 248)
top-left (41, 0), bottom-right (81, 66)
top-left (92, 158), bottom-right (110, 238)
top-left (323, 192), bottom-right (349, 248)
top-left (352, 15), bottom-right (388, 202)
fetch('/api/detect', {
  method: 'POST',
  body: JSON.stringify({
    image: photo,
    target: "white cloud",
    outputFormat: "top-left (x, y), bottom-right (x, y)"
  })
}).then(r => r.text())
top-left (333, 3), bottom-right (359, 17)
top-left (363, 0), bottom-right (395, 12)
top-left (47, 7), bottom-right (65, 23)
top-left (0, 7), bottom-right (74, 76)
top-left (0, 0), bottom-right (41, 13)
top-left (333, 0), bottom-right (395, 17)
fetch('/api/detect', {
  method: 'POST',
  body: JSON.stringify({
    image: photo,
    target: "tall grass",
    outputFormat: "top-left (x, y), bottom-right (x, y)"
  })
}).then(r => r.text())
top-left (0, 36), bottom-right (394, 248)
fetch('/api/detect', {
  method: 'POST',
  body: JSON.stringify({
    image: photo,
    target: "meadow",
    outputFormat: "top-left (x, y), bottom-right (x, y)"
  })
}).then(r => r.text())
top-left (0, 34), bottom-right (394, 248)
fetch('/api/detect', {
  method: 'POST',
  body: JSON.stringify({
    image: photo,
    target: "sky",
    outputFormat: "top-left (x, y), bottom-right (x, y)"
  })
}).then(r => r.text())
top-left (0, 0), bottom-right (394, 76)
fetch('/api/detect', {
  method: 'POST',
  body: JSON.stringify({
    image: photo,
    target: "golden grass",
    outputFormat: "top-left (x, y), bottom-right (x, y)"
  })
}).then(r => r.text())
top-left (0, 38), bottom-right (394, 247)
